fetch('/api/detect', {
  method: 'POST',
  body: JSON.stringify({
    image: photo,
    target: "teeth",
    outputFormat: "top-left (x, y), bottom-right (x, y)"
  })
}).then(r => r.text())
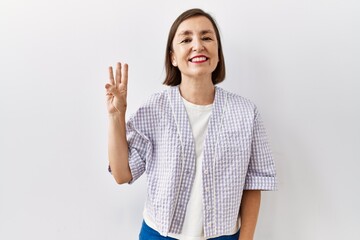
top-left (191, 57), bottom-right (207, 62)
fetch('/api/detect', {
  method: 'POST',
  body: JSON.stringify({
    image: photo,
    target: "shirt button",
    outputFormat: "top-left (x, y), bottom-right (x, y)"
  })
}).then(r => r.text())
top-left (205, 187), bottom-right (210, 192)
top-left (204, 170), bottom-right (209, 175)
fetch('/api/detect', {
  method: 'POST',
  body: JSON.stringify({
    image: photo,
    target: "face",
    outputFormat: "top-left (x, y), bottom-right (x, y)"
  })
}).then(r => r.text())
top-left (171, 16), bottom-right (219, 81)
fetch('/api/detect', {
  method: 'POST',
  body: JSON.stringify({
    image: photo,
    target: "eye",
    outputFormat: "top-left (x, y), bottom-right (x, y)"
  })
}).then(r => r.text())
top-left (202, 36), bottom-right (213, 41)
top-left (180, 38), bottom-right (191, 43)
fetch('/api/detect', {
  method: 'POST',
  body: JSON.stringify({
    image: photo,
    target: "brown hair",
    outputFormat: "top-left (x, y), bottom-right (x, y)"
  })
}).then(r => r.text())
top-left (162, 8), bottom-right (226, 86)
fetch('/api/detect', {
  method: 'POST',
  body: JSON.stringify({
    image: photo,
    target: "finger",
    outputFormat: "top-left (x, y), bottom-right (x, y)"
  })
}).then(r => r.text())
top-left (108, 66), bottom-right (115, 85)
top-left (105, 83), bottom-right (111, 89)
top-left (122, 63), bottom-right (128, 87)
top-left (106, 92), bottom-right (113, 101)
top-left (115, 62), bottom-right (121, 87)
top-left (106, 84), bottom-right (121, 98)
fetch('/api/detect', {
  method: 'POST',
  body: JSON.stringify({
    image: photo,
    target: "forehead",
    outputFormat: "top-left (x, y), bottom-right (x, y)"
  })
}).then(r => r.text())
top-left (175, 16), bottom-right (215, 35)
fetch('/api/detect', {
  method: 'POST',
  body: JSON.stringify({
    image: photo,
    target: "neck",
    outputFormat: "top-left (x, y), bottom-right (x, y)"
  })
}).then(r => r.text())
top-left (178, 75), bottom-right (215, 105)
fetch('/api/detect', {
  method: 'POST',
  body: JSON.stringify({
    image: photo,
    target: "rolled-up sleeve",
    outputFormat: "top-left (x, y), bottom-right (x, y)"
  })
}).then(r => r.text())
top-left (244, 107), bottom-right (277, 191)
top-left (107, 92), bottom-right (160, 185)
top-left (126, 118), bottom-right (152, 184)
top-left (107, 114), bottom-right (153, 185)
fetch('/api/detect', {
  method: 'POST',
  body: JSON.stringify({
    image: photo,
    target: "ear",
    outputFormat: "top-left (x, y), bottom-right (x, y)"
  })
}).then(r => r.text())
top-left (170, 51), bottom-right (177, 67)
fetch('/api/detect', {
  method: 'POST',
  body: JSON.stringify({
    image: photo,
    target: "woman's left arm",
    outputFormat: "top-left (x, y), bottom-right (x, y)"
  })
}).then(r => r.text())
top-left (238, 190), bottom-right (261, 240)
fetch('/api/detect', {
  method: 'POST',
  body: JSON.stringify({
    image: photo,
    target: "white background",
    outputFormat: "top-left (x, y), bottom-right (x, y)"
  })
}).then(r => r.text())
top-left (0, 0), bottom-right (359, 239)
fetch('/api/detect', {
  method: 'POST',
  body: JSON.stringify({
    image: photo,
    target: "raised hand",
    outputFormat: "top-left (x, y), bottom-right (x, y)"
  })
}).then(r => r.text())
top-left (105, 62), bottom-right (128, 115)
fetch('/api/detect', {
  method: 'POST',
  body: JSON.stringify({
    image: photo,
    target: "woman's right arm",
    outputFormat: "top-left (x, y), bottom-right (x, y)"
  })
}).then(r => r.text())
top-left (108, 112), bottom-right (131, 184)
top-left (106, 62), bottom-right (132, 184)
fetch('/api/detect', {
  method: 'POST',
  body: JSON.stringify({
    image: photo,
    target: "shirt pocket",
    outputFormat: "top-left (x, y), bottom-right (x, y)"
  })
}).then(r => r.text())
top-left (216, 130), bottom-right (252, 181)
top-left (217, 130), bottom-right (251, 163)
top-left (222, 130), bottom-right (250, 152)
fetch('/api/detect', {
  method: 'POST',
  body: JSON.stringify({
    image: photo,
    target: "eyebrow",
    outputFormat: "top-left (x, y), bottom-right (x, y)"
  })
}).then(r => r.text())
top-left (177, 29), bottom-right (214, 37)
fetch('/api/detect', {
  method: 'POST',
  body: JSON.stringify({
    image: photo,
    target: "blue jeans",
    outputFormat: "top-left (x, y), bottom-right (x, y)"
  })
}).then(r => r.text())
top-left (139, 220), bottom-right (240, 240)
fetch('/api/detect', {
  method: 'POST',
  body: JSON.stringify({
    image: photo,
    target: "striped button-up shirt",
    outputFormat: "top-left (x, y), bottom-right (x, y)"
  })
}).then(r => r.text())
top-left (110, 85), bottom-right (277, 238)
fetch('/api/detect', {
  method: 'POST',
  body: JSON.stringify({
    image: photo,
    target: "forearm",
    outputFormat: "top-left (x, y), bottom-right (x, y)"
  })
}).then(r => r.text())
top-left (238, 190), bottom-right (261, 240)
top-left (108, 112), bottom-right (131, 184)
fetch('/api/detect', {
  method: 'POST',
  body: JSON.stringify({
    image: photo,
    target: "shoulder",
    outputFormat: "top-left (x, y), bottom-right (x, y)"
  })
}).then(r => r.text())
top-left (217, 86), bottom-right (257, 114)
top-left (150, 88), bottom-right (168, 103)
top-left (127, 88), bottom-right (168, 123)
top-left (137, 88), bottom-right (168, 111)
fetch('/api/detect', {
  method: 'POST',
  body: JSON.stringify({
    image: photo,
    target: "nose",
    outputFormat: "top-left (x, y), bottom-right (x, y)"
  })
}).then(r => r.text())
top-left (192, 37), bottom-right (204, 52)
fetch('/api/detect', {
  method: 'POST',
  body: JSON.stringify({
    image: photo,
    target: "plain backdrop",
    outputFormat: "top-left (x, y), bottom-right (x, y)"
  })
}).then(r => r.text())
top-left (0, 0), bottom-right (359, 239)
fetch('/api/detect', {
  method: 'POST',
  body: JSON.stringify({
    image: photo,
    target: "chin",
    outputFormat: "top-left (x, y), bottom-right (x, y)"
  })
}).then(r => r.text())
top-left (186, 72), bottom-right (212, 80)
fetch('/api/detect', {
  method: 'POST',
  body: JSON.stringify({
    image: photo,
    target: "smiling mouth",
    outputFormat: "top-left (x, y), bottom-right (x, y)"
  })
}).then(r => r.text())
top-left (189, 56), bottom-right (209, 63)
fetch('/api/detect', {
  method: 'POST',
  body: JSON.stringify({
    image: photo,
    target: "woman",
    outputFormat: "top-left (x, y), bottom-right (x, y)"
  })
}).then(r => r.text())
top-left (105, 8), bottom-right (277, 240)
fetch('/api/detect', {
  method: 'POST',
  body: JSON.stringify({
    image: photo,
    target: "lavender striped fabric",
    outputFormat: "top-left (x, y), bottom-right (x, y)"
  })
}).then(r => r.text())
top-left (109, 85), bottom-right (277, 238)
